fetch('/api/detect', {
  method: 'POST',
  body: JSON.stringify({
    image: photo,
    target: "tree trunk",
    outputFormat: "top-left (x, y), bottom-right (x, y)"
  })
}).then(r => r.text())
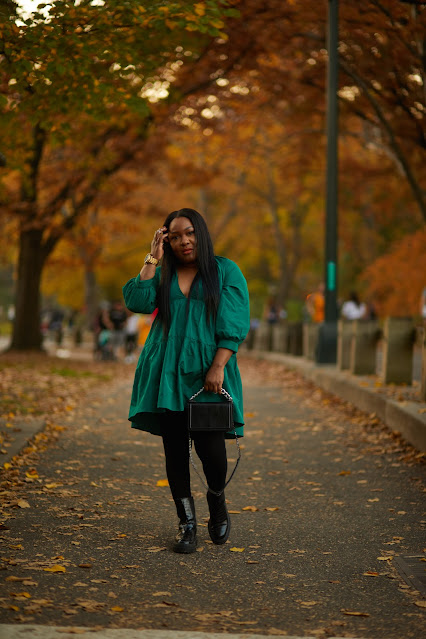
top-left (10, 228), bottom-right (47, 350)
top-left (84, 267), bottom-right (99, 332)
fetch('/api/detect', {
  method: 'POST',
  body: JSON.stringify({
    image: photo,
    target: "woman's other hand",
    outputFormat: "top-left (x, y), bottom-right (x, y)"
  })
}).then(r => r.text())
top-left (204, 362), bottom-right (224, 394)
top-left (204, 348), bottom-right (233, 393)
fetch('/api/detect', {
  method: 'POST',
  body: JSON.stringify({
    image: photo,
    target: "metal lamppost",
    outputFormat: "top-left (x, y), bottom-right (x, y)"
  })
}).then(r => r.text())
top-left (316, 0), bottom-right (339, 363)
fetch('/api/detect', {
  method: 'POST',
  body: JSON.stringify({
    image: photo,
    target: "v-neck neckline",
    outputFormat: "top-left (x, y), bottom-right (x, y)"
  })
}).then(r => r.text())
top-left (175, 269), bottom-right (198, 299)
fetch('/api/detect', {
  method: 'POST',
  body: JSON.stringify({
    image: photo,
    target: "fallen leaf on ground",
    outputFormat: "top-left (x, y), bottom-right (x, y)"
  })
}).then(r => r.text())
top-left (156, 479), bottom-right (169, 487)
top-left (17, 500), bottom-right (30, 508)
top-left (230, 547), bottom-right (245, 552)
top-left (43, 564), bottom-right (66, 573)
top-left (242, 506), bottom-right (258, 512)
top-left (10, 592), bottom-right (31, 599)
top-left (5, 576), bottom-right (26, 582)
top-left (341, 610), bottom-right (370, 617)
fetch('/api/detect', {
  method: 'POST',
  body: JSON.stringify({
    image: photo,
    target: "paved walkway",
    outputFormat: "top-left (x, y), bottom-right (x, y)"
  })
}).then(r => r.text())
top-left (0, 356), bottom-right (425, 638)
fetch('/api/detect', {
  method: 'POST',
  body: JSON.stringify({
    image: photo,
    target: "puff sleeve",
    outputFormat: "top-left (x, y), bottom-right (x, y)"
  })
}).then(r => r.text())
top-left (215, 259), bottom-right (250, 353)
top-left (122, 268), bottom-right (160, 314)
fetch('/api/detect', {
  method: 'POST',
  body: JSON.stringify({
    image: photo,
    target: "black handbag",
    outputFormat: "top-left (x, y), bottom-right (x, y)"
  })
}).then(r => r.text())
top-left (187, 387), bottom-right (234, 432)
top-left (186, 387), bottom-right (241, 496)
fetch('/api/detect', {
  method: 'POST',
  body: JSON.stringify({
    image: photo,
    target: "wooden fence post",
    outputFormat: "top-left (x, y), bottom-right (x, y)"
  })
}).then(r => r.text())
top-left (350, 320), bottom-right (380, 375)
top-left (253, 321), bottom-right (272, 351)
top-left (421, 327), bottom-right (426, 402)
top-left (272, 323), bottom-right (288, 353)
top-left (303, 323), bottom-right (320, 360)
top-left (288, 322), bottom-right (303, 356)
top-left (337, 319), bottom-right (352, 370)
top-left (381, 317), bottom-right (414, 385)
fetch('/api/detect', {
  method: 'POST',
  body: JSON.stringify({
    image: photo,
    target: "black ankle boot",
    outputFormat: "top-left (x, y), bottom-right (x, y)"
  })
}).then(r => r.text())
top-left (207, 491), bottom-right (230, 545)
top-left (173, 497), bottom-right (197, 554)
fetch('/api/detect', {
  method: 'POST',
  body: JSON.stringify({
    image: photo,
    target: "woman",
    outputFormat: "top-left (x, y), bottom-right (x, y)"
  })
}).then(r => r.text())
top-left (123, 208), bottom-right (250, 554)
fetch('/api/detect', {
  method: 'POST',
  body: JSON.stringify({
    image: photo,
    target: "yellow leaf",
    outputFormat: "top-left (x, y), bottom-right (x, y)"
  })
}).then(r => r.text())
top-left (363, 571), bottom-right (379, 577)
top-left (156, 479), bottom-right (169, 487)
top-left (11, 592), bottom-right (31, 598)
top-left (230, 547), bottom-right (244, 552)
top-left (377, 556), bottom-right (393, 562)
top-left (4, 463), bottom-right (12, 470)
top-left (341, 610), bottom-right (370, 617)
top-left (9, 605), bottom-right (19, 611)
top-left (338, 470), bottom-right (351, 476)
top-left (111, 606), bottom-right (124, 612)
top-left (242, 506), bottom-right (258, 512)
top-left (414, 600), bottom-right (426, 608)
top-left (5, 576), bottom-right (26, 582)
top-left (265, 507), bottom-right (280, 511)
top-left (17, 500), bottom-right (30, 509)
top-left (194, 3), bottom-right (205, 16)
top-left (43, 565), bottom-right (66, 573)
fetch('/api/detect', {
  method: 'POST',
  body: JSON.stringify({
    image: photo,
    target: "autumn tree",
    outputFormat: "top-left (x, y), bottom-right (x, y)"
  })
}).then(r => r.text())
top-left (0, 0), bottom-right (238, 350)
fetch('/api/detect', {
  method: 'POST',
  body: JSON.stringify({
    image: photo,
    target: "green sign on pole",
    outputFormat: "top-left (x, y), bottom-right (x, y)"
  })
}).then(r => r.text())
top-left (327, 261), bottom-right (336, 291)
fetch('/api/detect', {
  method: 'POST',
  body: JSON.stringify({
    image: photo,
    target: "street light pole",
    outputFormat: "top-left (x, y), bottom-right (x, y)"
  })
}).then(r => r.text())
top-left (316, 0), bottom-right (339, 363)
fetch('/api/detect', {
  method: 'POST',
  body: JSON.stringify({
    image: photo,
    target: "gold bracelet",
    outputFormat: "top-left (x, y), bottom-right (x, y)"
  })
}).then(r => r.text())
top-left (144, 253), bottom-right (159, 266)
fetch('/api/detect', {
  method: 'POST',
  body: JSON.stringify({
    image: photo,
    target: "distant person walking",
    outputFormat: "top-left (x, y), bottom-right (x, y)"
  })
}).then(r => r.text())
top-left (341, 292), bottom-right (366, 320)
top-left (264, 296), bottom-right (286, 324)
top-left (306, 282), bottom-right (325, 323)
top-left (123, 208), bottom-right (250, 554)
top-left (108, 300), bottom-right (127, 359)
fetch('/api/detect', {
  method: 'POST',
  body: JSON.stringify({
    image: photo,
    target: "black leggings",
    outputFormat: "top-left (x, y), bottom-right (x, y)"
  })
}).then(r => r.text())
top-left (161, 411), bottom-right (227, 499)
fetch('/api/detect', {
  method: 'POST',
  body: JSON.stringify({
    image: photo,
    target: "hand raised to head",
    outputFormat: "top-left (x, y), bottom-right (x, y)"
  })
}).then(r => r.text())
top-left (150, 226), bottom-right (168, 261)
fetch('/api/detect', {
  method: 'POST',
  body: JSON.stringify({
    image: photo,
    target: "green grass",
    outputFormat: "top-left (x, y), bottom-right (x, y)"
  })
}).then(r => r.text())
top-left (0, 322), bottom-right (12, 336)
top-left (50, 366), bottom-right (111, 381)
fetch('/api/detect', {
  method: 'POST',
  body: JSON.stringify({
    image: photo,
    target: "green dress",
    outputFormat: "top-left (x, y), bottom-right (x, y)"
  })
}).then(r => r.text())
top-left (122, 256), bottom-right (250, 438)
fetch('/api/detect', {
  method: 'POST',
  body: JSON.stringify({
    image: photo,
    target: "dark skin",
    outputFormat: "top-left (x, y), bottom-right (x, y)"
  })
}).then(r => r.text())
top-left (139, 217), bottom-right (232, 394)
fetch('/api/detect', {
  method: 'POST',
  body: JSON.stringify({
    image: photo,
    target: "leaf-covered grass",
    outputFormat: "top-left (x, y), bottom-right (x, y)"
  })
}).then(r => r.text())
top-left (0, 352), bottom-right (131, 422)
top-left (49, 366), bottom-right (111, 381)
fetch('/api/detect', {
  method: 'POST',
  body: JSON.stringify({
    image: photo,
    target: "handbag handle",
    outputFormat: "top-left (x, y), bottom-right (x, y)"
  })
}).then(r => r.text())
top-left (187, 386), bottom-right (240, 497)
top-left (189, 387), bottom-right (233, 402)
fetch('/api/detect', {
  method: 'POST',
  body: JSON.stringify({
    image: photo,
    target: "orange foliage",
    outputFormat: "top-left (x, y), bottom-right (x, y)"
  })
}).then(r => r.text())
top-left (362, 229), bottom-right (426, 318)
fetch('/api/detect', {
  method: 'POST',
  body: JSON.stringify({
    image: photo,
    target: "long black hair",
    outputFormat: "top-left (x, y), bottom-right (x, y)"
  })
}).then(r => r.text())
top-left (156, 208), bottom-right (220, 334)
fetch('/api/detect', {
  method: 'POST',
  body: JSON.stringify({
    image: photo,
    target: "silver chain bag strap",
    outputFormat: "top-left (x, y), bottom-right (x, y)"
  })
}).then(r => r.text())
top-left (187, 387), bottom-right (241, 496)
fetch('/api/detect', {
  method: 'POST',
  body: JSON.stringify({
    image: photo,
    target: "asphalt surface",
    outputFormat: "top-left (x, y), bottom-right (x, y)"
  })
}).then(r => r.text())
top-left (0, 356), bottom-right (425, 638)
